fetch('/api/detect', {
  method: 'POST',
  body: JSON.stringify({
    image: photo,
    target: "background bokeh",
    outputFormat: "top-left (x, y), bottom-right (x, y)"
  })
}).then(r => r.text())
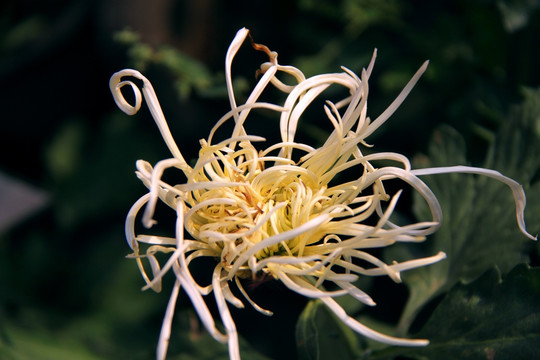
top-left (1, 1), bottom-right (539, 359)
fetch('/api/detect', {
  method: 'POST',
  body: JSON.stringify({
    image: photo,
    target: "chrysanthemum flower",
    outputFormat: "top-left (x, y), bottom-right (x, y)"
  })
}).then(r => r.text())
top-left (110, 28), bottom-right (535, 360)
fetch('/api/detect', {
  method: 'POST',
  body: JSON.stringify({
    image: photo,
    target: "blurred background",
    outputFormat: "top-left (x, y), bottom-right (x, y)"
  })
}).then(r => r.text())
top-left (1, 0), bottom-right (539, 359)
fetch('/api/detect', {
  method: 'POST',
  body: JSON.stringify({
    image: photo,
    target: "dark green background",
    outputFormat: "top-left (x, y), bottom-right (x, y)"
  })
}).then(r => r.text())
top-left (1, 1), bottom-right (539, 359)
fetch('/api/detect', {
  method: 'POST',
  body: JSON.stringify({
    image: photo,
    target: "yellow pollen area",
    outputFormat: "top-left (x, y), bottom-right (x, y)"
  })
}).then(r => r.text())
top-left (184, 142), bottom-right (327, 266)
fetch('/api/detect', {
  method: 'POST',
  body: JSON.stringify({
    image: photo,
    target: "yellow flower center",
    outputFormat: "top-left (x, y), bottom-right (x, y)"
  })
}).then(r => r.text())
top-left (185, 140), bottom-right (331, 270)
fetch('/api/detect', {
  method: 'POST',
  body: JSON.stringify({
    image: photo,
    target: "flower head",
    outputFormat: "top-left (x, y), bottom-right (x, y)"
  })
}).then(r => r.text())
top-left (110, 28), bottom-right (535, 360)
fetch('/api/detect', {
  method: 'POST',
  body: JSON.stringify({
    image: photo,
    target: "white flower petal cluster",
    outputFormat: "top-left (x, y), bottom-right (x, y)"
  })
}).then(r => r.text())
top-left (110, 28), bottom-right (535, 360)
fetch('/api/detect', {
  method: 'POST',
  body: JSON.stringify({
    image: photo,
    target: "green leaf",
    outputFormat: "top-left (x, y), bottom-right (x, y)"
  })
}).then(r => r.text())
top-left (393, 87), bottom-right (540, 335)
top-left (296, 300), bottom-right (360, 360)
top-left (484, 87), bottom-right (540, 184)
top-left (373, 264), bottom-right (540, 359)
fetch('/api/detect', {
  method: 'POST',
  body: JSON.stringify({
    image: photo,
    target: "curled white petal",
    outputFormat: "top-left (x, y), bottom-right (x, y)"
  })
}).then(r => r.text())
top-left (321, 296), bottom-right (429, 346)
top-left (109, 69), bottom-right (186, 163)
top-left (412, 165), bottom-right (536, 240)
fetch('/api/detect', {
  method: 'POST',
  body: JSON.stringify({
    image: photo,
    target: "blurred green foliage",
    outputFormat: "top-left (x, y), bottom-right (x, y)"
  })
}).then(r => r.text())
top-left (114, 29), bottom-right (214, 100)
top-left (1, 0), bottom-right (539, 359)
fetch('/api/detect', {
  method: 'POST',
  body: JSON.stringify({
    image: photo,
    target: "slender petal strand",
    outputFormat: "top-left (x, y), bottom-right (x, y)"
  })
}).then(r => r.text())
top-left (110, 27), bottom-right (535, 360)
top-left (411, 166), bottom-right (536, 240)
top-left (157, 280), bottom-right (181, 360)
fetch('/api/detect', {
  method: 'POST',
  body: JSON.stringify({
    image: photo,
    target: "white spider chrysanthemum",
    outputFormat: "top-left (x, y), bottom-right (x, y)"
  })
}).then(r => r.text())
top-left (110, 28), bottom-right (536, 360)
